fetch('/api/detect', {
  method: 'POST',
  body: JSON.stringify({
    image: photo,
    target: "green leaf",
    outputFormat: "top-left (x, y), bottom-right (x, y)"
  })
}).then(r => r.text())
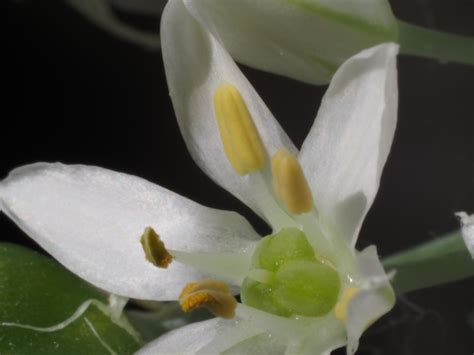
top-left (0, 243), bottom-right (141, 354)
top-left (383, 231), bottom-right (474, 294)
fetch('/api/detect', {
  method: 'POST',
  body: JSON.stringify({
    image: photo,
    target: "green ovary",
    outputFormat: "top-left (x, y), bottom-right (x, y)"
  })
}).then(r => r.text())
top-left (241, 228), bottom-right (340, 318)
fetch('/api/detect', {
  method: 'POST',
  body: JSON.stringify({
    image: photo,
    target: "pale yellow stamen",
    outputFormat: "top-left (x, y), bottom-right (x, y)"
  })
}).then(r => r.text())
top-left (140, 227), bottom-right (173, 268)
top-left (334, 287), bottom-right (359, 322)
top-left (179, 279), bottom-right (237, 319)
top-left (214, 82), bottom-right (266, 175)
top-left (271, 148), bottom-right (314, 214)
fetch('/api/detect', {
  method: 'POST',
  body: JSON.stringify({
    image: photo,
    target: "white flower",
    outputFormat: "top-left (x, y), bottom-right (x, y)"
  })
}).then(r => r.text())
top-left (0, 0), bottom-right (399, 353)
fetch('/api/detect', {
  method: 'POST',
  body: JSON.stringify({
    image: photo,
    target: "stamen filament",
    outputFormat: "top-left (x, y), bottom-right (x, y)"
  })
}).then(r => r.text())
top-left (108, 294), bottom-right (128, 321)
top-left (247, 269), bottom-right (274, 284)
top-left (249, 172), bottom-right (297, 232)
top-left (299, 214), bottom-right (357, 278)
top-left (296, 212), bottom-right (335, 262)
top-left (170, 249), bottom-right (254, 284)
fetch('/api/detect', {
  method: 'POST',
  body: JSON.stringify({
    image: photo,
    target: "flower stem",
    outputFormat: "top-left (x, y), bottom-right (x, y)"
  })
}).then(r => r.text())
top-left (382, 230), bottom-right (474, 295)
top-left (398, 20), bottom-right (474, 65)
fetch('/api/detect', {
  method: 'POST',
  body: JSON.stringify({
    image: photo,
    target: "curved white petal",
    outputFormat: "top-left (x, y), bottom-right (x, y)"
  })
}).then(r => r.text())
top-left (137, 318), bottom-right (220, 354)
top-left (137, 317), bottom-right (262, 354)
top-left (161, 0), bottom-right (297, 220)
top-left (0, 163), bottom-right (259, 300)
top-left (184, 0), bottom-right (397, 84)
top-left (223, 333), bottom-right (287, 355)
top-left (456, 212), bottom-right (474, 257)
top-left (236, 304), bottom-right (345, 354)
top-left (299, 43), bottom-right (399, 246)
top-left (346, 246), bottom-right (395, 355)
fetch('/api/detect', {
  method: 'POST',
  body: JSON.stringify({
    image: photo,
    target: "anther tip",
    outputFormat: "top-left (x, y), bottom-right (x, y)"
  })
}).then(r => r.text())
top-left (179, 279), bottom-right (237, 319)
top-left (214, 81), bottom-right (266, 175)
top-left (271, 148), bottom-right (314, 214)
top-left (140, 227), bottom-right (173, 268)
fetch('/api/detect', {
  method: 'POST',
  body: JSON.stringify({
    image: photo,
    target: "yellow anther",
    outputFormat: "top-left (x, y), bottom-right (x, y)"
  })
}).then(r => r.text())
top-left (179, 279), bottom-right (237, 319)
top-left (214, 82), bottom-right (266, 175)
top-left (271, 148), bottom-right (314, 214)
top-left (334, 287), bottom-right (359, 322)
top-left (140, 227), bottom-right (173, 268)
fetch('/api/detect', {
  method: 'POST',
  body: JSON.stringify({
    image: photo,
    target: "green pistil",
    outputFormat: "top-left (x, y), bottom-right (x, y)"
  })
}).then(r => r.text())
top-left (241, 228), bottom-right (340, 318)
top-left (254, 228), bottom-right (315, 271)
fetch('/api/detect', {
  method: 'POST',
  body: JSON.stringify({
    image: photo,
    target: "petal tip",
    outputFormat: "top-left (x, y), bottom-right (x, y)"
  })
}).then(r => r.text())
top-left (455, 211), bottom-right (474, 257)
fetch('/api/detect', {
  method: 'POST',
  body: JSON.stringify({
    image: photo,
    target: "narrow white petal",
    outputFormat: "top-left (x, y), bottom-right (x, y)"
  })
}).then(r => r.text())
top-left (137, 318), bottom-right (261, 355)
top-left (299, 43), bottom-right (399, 246)
top-left (456, 212), bottom-right (474, 257)
top-left (356, 245), bottom-right (390, 280)
top-left (161, 0), bottom-right (297, 220)
top-left (0, 163), bottom-right (259, 300)
top-left (184, 0), bottom-right (397, 84)
top-left (345, 246), bottom-right (395, 355)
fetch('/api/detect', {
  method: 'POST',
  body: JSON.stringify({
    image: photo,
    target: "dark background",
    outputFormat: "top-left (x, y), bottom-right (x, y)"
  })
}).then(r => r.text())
top-left (2, 1), bottom-right (473, 354)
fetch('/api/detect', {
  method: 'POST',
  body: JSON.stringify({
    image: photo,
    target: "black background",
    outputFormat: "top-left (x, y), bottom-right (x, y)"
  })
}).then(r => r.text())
top-left (2, 1), bottom-right (474, 354)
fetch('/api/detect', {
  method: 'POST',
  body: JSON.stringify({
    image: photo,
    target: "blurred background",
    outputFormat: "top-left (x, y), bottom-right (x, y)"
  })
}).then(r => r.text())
top-left (2, 1), bottom-right (473, 354)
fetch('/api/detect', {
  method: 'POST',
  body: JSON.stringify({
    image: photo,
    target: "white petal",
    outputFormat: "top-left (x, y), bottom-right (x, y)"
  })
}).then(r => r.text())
top-left (345, 246), bottom-right (395, 355)
top-left (456, 212), bottom-right (474, 258)
top-left (356, 245), bottom-right (387, 278)
top-left (161, 0), bottom-right (297, 220)
top-left (137, 318), bottom-right (220, 354)
top-left (223, 333), bottom-right (287, 355)
top-left (0, 163), bottom-right (259, 300)
top-left (236, 304), bottom-right (345, 354)
top-left (299, 43), bottom-right (399, 246)
top-left (184, 0), bottom-right (397, 84)
top-left (137, 318), bottom-right (261, 354)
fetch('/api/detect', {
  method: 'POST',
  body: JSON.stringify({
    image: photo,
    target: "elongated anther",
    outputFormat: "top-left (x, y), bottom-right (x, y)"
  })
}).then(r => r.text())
top-left (179, 279), bottom-right (237, 319)
top-left (271, 148), bottom-right (314, 214)
top-left (214, 82), bottom-right (266, 175)
top-left (334, 287), bottom-right (359, 322)
top-left (140, 227), bottom-right (173, 268)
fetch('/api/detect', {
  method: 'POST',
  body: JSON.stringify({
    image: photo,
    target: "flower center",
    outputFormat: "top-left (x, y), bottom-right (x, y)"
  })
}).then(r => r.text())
top-left (241, 227), bottom-right (341, 318)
